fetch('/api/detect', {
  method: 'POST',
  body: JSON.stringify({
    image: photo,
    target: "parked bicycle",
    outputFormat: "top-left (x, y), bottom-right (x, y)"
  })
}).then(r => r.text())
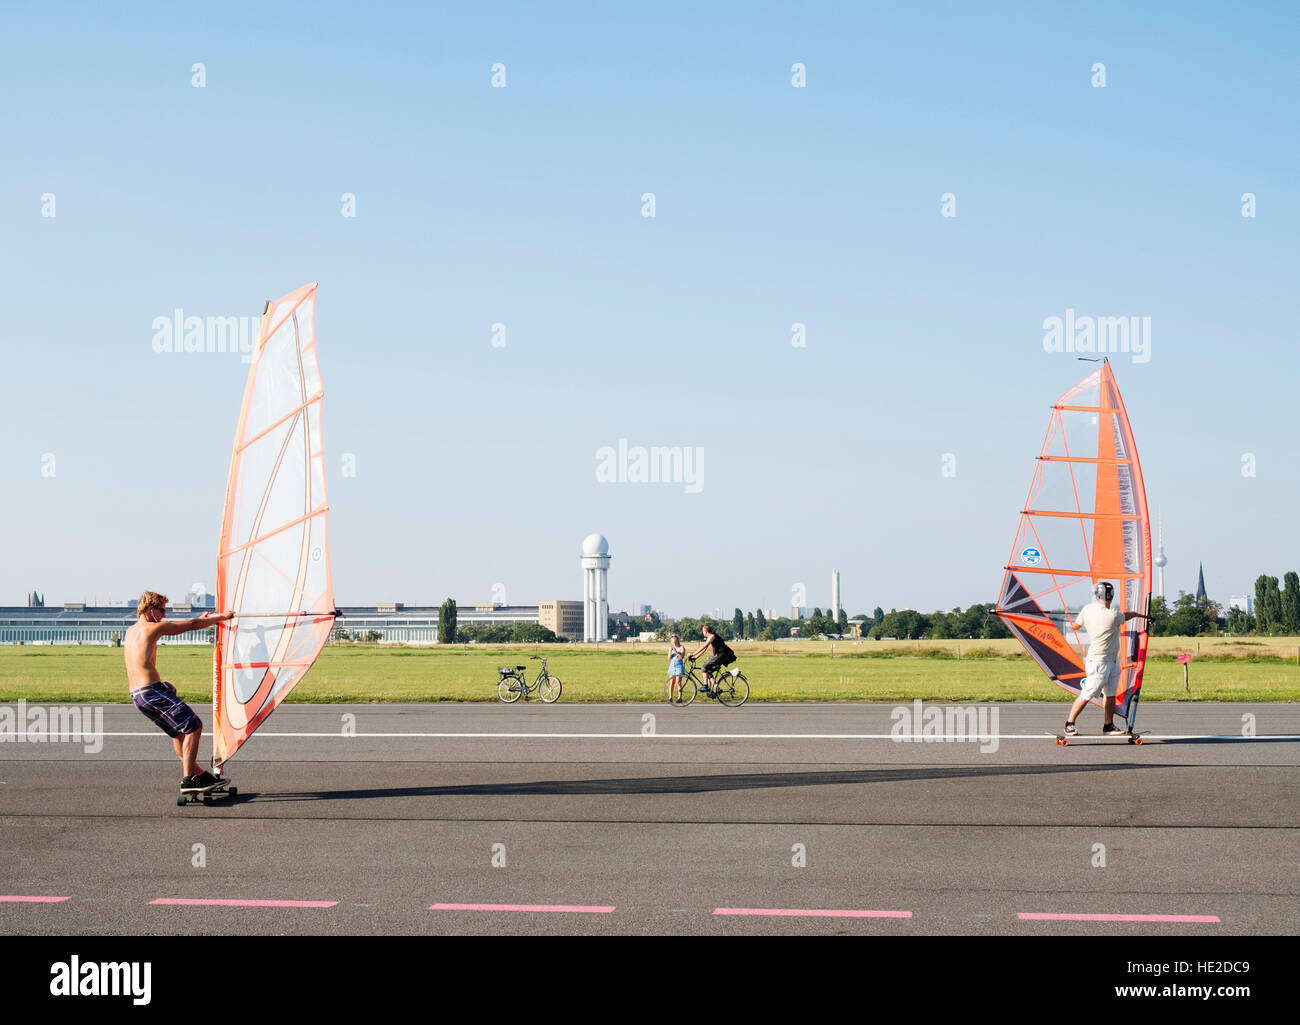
top-left (498, 656), bottom-right (562, 703)
top-left (668, 656), bottom-right (749, 707)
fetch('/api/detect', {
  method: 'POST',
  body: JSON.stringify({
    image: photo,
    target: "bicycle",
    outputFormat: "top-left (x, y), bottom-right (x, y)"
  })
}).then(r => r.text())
top-left (497, 656), bottom-right (562, 703)
top-left (669, 657), bottom-right (749, 707)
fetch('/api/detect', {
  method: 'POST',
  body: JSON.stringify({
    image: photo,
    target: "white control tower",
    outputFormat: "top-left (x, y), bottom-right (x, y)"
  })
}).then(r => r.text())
top-left (581, 534), bottom-right (611, 642)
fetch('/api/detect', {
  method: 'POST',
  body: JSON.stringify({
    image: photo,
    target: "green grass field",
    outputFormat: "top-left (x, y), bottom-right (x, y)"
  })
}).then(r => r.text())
top-left (2, 641), bottom-right (1297, 704)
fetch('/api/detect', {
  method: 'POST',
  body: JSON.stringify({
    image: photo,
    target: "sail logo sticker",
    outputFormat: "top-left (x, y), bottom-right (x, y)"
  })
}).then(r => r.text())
top-left (311, 547), bottom-right (323, 563)
top-left (1020, 546), bottom-right (1042, 565)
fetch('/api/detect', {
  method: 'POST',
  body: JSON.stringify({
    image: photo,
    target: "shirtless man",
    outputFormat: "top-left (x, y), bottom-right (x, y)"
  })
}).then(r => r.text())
top-left (126, 591), bottom-right (233, 791)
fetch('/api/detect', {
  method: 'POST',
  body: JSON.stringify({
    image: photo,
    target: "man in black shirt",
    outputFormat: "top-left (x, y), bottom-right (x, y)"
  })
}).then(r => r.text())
top-left (690, 623), bottom-right (736, 697)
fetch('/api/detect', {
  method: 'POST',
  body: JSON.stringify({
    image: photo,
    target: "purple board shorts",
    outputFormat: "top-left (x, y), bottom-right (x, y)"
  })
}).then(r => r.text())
top-left (131, 681), bottom-right (202, 738)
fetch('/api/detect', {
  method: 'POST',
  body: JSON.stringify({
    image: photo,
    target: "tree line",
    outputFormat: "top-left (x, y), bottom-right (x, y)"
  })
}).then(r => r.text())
top-left (436, 598), bottom-right (563, 643)
top-left (409, 577), bottom-right (1300, 648)
top-left (650, 604), bottom-right (1011, 643)
top-left (1153, 571), bottom-right (1300, 637)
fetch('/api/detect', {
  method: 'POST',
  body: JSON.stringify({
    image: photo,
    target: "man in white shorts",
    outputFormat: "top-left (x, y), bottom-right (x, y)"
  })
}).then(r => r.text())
top-left (1064, 581), bottom-right (1147, 736)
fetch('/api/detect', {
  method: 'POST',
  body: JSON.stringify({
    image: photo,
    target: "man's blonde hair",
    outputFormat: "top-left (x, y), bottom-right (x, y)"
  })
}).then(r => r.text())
top-left (137, 591), bottom-right (168, 617)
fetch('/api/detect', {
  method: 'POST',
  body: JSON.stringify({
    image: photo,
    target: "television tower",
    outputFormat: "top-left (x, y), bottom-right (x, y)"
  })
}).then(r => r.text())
top-left (1153, 510), bottom-right (1167, 600)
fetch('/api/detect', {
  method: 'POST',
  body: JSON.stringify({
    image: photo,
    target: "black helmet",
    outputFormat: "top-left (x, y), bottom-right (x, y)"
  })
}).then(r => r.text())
top-left (1094, 581), bottom-right (1115, 602)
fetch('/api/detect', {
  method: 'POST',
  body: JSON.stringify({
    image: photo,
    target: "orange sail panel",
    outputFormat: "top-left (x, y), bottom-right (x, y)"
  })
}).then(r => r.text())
top-left (213, 283), bottom-right (333, 768)
top-left (996, 363), bottom-right (1152, 725)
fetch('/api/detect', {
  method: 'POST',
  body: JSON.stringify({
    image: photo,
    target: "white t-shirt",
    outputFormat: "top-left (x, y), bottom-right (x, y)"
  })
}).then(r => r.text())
top-left (1075, 602), bottom-right (1124, 661)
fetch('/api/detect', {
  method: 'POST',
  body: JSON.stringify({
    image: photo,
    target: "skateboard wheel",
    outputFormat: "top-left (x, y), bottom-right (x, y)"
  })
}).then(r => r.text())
top-left (1132, 736), bottom-right (1142, 745)
top-left (228, 786), bottom-right (237, 797)
top-left (202, 796), bottom-right (212, 805)
top-left (1061, 738), bottom-right (1069, 746)
top-left (1054, 737), bottom-right (1064, 745)
top-left (177, 796), bottom-right (186, 806)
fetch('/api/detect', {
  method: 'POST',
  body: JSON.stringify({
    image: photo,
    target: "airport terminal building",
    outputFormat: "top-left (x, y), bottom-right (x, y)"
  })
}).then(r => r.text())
top-left (0, 600), bottom-right (586, 646)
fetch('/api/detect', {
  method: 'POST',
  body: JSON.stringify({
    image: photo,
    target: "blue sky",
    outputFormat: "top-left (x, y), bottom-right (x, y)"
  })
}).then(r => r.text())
top-left (1, 1), bottom-right (1296, 616)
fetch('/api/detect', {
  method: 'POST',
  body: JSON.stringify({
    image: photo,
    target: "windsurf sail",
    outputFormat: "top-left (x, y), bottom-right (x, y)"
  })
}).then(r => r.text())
top-left (213, 283), bottom-right (336, 769)
top-left (995, 361), bottom-right (1152, 727)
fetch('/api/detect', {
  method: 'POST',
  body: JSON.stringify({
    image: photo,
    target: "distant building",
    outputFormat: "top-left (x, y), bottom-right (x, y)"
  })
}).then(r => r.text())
top-left (538, 600), bottom-right (584, 640)
top-left (1229, 595), bottom-right (1253, 614)
top-left (27, 591), bottom-right (44, 608)
top-left (831, 569), bottom-right (841, 622)
top-left (791, 606), bottom-right (810, 619)
top-left (0, 601), bottom-right (545, 646)
top-left (1196, 563), bottom-right (1207, 601)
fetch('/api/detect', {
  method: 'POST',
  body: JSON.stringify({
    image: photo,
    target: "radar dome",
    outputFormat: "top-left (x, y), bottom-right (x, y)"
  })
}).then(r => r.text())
top-left (582, 533), bottom-right (609, 557)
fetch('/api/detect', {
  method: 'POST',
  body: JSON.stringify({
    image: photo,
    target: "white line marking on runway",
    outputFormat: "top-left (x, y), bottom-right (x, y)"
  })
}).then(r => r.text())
top-left (11, 731), bottom-right (1300, 741)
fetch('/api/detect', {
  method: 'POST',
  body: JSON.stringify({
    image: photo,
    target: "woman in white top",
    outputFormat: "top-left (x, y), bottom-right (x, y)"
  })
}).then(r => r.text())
top-left (667, 634), bottom-right (686, 704)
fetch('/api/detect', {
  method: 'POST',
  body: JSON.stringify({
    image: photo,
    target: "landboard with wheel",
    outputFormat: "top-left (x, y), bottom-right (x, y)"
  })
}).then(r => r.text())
top-left (1046, 731), bottom-right (1148, 746)
top-left (177, 778), bottom-right (237, 806)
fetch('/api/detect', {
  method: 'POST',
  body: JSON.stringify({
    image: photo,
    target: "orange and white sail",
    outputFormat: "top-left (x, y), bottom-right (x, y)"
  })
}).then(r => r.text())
top-left (213, 283), bottom-right (335, 768)
top-left (996, 361), bottom-right (1152, 726)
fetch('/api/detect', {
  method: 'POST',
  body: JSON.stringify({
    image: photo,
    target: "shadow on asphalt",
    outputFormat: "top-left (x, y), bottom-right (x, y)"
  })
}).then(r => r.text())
top-left (263, 762), bottom-right (1152, 802)
top-left (1152, 736), bottom-right (1299, 745)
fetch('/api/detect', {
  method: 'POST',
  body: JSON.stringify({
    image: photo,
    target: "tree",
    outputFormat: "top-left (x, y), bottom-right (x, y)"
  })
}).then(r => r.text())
top-left (755, 609), bottom-right (767, 634)
top-left (1255, 575), bottom-right (1282, 634)
top-left (880, 609), bottom-right (923, 639)
top-left (980, 610), bottom-right (1010, 639)
top-left (745, 611), bottom-right (756, 637)
top-left (1147, 596), bottom-right (1170, 636)
top-left (1167, 593), bottom-right (1219, 636)
top-left (438, 598), bottom-right (457, 644)
top-left (873, 607), bottom-right (885, 626)
top-left (1282, 571), bottom-right (1300, 634)
top-left (460, 622), bottom-right (511, 643)
top-left (837, 608), bottom-right (849, 636)
top-left (1224, 606), bottom-right (1255, 635)
top-left (511, 622), bottom-right (558, 643)
top-left (734, 608), bottom-right (744, 639)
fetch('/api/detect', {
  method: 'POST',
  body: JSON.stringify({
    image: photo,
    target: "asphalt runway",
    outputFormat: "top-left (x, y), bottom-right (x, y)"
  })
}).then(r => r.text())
top-left (1, 702), bottom-right (1296, 935)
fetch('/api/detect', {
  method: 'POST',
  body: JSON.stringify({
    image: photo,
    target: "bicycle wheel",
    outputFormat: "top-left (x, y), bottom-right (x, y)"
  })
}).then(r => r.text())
top-left (498, 676), bottom-right (522, 703)
top-left (540, 674), bottom-right (562, 703)
top-left (717, 670), bottom-right (749, 707)
top-left (679, 675), bottom-right (697, 706)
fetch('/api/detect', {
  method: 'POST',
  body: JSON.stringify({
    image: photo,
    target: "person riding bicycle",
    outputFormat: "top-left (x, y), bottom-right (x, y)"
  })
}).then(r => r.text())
top-left (689, 623), bottom-right (736, 697)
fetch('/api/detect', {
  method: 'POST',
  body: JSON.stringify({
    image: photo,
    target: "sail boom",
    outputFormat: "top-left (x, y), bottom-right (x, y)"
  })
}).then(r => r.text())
top-left (1004, 566), bottom-right (1144, 579)
top-left (1038, 456), bottom-right (1134, 464)
top-left (1023, 509), bottom-right (1142, 520)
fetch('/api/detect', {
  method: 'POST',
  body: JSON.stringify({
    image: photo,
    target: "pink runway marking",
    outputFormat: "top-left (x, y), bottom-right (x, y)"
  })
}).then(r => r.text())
top-left (430, 903), bottom-right (614, 914)
top-left (1019, 913), bottom-right (1219, 923)
top-left (714, 908), bottom-right (912, 918)
top-left (0, 896), bottom-right (70, 903)
top-left (150, 898), bottom-right (336, 908)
